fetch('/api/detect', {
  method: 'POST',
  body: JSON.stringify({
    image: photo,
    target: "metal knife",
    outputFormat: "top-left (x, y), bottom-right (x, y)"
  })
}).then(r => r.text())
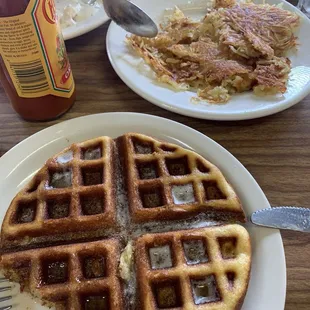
top-left (250, 206), bottom-right (310, 232)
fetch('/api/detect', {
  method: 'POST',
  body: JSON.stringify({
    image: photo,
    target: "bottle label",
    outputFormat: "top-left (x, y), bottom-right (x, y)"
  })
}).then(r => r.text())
top-left (0, 0), bottom-right (74, 98)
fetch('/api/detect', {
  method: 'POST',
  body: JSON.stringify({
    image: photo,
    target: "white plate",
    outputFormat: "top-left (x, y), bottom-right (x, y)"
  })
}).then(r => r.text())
top-left (0, 113), bottom-right (285, 309)
top-left (106, 0), bottom-right (310, 120)
top-left (62, 6), bottom-right (109, 40)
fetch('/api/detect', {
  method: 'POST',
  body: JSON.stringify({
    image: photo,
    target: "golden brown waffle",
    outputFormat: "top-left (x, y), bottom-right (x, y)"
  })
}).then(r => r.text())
top-left (118, 133), bottom-right (245, 223)
top-left (1, 137), bottom-right (117, 250)
top-left (135, 225), bottom-right (251, 310)
top-left (0, 133), bottom-right (250, 310)
top-left (1, 133), bottom-right (245, 251)
top-left (0, 239), bottom-right (123, 309)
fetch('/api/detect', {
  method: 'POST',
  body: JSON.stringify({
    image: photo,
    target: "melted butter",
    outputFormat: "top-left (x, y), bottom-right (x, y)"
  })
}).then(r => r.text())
top-left (119, 242), bottom-right (134, 282)
top-left (149, 245), bottom-right (173, 269)
top-left (56, 151), bottom-right (73, 164)
top-left (172, 184), bottom-right (195, 205)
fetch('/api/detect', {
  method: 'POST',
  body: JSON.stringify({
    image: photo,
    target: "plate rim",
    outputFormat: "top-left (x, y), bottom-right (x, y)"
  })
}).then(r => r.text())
top-left (0, 112), bottom-right (286, 309)
top-left (106, 0), bottom-right (310, 121)
top-left (63, 8), bottom-right (110, 41)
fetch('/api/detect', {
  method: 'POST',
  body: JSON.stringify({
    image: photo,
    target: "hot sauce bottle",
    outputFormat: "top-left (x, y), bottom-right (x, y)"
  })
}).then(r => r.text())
top-left (0, 0), bottom-right (76, 121)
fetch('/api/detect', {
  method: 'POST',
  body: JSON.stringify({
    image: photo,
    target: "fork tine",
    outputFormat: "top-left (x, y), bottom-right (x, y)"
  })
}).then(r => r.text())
top-left (0, 277), bottom-right (12, 310)
top-left (0, 296), bottom-right (11, 302)
top-left (0, 287), bottom-right (11, 293)
top-left (0, 279), bottom-right (8, 283)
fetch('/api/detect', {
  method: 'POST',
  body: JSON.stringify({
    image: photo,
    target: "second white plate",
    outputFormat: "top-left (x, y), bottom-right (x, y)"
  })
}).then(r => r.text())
top-left (62, 4), bottom-right (109, 40)
top-left (106, 0), bottom-right (310, 120)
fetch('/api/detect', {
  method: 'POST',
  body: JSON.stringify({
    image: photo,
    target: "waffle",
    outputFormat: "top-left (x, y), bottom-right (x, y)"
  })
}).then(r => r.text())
top-left (0, 239), bottom-right (123, 310)
top-left (0, 136), bottom-right (117, 250)
top-left (134, 225), bottom-right (251, 310)
top-left (0, 133), bottom-right (250, 310)
top-left (1, 133), bottom-right (245, 251)
top-left (118, 133), bottom-right (245, 223)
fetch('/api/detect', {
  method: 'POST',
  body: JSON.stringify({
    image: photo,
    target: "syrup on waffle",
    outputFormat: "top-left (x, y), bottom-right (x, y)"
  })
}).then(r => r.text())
top-left (0, 239), bottom-right (123, 310)
top-left (118, 133), bottom-right (245, 223)
top-left (0, 133), bottom-right (250, 310)
top-left (134, 225), bottom-right (251, 309)
top-left (0, 137), bottom-right (117, 250)
top-left (1, 133), bottom-right (245, 251)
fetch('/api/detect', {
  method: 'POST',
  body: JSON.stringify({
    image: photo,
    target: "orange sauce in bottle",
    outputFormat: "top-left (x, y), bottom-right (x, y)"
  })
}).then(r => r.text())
top-left (0, 0), bottom-right (76, 121)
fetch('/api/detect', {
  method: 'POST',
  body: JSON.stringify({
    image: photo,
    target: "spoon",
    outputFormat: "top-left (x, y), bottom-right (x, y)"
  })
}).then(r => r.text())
top-left (103, 0), bottom-right (158, 37)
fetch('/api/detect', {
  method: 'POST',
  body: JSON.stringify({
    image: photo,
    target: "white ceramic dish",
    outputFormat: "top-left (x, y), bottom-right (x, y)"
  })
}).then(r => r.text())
top-left (0, 113), bottom-right (286, 309)
top-left (106, 0), bottom-right (310, 120)
top-left (62, 4), bottom-right (109, 40)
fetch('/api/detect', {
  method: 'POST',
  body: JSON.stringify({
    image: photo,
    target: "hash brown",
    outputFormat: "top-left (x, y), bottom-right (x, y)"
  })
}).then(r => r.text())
top-left (127, 1), bottom-right (300, 103)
